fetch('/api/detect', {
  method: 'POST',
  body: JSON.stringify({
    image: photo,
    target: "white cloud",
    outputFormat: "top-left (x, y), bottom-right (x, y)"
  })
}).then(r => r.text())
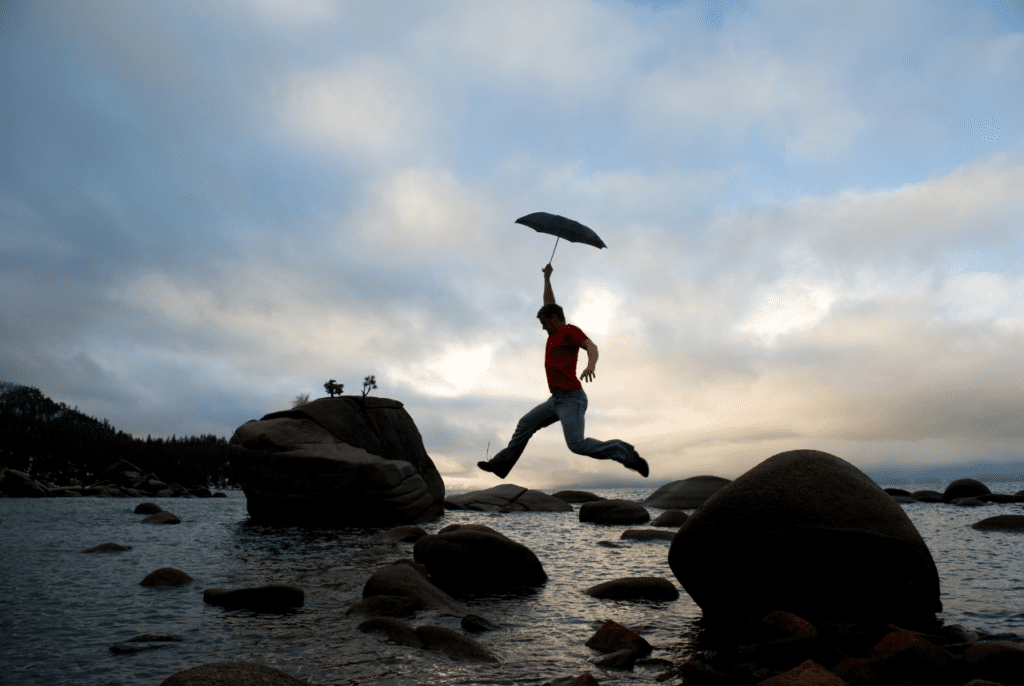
top-left (282, 60), bottom-right (428, 156)
top-left (349, 167), bottom-right (496, 255)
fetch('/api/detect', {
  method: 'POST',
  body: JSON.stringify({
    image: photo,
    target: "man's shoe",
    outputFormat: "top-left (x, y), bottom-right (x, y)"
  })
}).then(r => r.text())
top-left (626, 455), bottom-right (649, 478)
top-left (478, 461), bottom-right (509, 479)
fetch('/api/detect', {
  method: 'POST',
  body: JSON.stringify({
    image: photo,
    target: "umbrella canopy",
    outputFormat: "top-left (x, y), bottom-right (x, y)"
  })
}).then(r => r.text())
top-left (515, 212), bottom-right (606, 264)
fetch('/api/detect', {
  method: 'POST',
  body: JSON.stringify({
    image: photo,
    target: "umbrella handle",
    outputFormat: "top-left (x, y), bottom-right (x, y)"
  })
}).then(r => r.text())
top-left (547, 234), bottom-right (560, 266)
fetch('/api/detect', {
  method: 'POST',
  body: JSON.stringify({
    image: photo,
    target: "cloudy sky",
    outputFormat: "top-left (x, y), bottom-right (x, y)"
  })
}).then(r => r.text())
top-left (3, 0), bottom-right (1023, 490)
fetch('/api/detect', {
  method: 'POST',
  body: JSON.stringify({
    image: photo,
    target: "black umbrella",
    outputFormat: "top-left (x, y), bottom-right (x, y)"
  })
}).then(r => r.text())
top-left (515, 212), bottom-right (607, 265)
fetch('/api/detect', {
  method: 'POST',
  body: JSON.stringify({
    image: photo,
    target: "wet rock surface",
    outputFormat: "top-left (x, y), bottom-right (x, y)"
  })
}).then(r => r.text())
top-left (445, 484), bottom-right (573, 512)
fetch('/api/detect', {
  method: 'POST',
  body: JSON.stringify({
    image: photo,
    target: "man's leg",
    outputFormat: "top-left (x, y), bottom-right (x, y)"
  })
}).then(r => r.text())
top-left (481, 397), bottom-right (560, 478)
top-left (554, 390), bottom-right (648, 476)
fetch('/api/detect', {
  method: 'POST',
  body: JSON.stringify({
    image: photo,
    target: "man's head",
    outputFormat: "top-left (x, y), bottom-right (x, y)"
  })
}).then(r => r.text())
top-left (537, 303), bottom-right (566, 335)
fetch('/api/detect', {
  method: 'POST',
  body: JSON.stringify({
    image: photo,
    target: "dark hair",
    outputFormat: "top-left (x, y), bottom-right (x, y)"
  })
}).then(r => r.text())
top-left (537, 304), bottom-right (565, 322)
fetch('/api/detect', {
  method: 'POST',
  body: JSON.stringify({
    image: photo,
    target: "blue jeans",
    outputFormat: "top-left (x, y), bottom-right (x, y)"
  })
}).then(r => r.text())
top-left (489, 389), bottom-right (639, 477)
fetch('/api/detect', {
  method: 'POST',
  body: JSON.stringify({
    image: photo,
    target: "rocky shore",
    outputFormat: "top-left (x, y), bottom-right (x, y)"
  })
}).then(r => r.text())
top-left (0, 459), bottom-right (228, 499)
top-left (7, 445), bottom-right (1024, 685)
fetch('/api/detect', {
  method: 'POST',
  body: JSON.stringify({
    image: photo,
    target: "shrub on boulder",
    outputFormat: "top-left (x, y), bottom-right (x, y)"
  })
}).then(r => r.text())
top-left (413, 524), bottom-right (546, 594)
top-left (668, 449), bottom-right (942, 625)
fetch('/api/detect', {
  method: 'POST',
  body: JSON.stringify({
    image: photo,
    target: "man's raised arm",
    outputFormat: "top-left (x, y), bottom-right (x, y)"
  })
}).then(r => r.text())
top-left (543, 264), bottom-right (555, 305)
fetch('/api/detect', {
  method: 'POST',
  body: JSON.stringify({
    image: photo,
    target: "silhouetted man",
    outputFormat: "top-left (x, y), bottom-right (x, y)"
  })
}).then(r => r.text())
top-left (478, 264), bottom-right (649, 479)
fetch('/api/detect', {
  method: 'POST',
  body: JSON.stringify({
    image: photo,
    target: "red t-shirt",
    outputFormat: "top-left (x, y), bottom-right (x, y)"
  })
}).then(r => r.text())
top-left (545, 324), bottom-right (588, 393)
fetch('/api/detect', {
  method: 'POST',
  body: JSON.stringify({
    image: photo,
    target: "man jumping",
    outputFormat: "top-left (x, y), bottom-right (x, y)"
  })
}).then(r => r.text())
top-left (478, 264), bottom-right (649, 479)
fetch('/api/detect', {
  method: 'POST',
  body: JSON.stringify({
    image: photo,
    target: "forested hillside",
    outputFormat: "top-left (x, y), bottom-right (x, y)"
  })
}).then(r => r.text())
top-left (0, 383), bottom-right (236, 488)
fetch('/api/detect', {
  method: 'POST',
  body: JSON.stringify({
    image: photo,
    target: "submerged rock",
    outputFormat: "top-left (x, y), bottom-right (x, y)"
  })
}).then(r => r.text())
top-left (143, 511), bottom-right (181, 524)
top-left (203, 585), bottom-right (304, 612)
top-left (141, 568), bottom-right (194, 587)
top-left (229, 396), bottom-right (445, 526)
top-left (158, 661), bottom-right (310, 686)
top-left (584, 577), bottom-right (679, 601)
top-left (669, 449), bottom-right (942, 625)
top-left (82, 542), bottom-right (130, 553)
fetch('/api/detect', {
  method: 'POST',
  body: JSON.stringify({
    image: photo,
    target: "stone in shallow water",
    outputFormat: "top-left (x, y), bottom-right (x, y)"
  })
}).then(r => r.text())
top-left (584, 577), bottom-right (679, 601)
top-left (82, 542), bottom-right (130, 553)
top-left (578, 499), bottom-right (649, 525)
top-left (972, 514), bottom-right (1024, 531)
top-left (203, 585), bottom-right (304, 612)
top-left (140, 568), bottom-right (194, 587)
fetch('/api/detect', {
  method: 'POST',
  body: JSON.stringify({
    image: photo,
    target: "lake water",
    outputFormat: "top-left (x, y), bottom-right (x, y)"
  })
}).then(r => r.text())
top-left (1, 484), bottom-right (1022, 685)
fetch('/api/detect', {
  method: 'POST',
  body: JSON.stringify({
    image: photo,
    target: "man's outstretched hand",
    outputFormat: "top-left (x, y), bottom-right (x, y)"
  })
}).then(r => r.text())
top-left (542, 264), bottom-right (553, 278)
top-left (580, 366), bottom-right (595, 383)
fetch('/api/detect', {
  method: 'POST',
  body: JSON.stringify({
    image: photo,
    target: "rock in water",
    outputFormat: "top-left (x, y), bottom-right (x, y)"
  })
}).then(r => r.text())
top-left (444, 484), bottom-right (572, 512)
top-left (578, 499), bottom-right (650, 525)
top-left (413, 524), bottom-right (547, 594)
top-left (668, 449), bottom-right (942, 625)
top-left (203, 585), bottom-right (304, 612)
top-left (643, 475), bottom-right (732, 509)
top-left (229, 396), bottom-right (445, 526)
top-left (942, 478), bottom-right (991, 502)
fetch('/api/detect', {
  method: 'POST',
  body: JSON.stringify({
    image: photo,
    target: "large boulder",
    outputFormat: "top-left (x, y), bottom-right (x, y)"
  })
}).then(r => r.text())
top-left (0, 467), bottom-right (51, 497)
top-left (643, 475), bottom-right (732, 509)
top-left (413, 524), bottom-right (547, 594)
top-left (669, 449), bottom-right (942, 625)
top-left (444, 484), bottom-right (572, 512)
top-left (229, 396), bottom-right (444, 526)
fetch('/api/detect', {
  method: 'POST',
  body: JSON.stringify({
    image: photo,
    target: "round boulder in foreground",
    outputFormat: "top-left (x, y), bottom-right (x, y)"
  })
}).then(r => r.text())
top-left (413, 524), bottom-right (546, 594)
top-left (159, 661), bottom-right (310, 686)
top-left (669, 449), bottom-right (942, 625)
top-left (578, 499), bottom-right (650, 525)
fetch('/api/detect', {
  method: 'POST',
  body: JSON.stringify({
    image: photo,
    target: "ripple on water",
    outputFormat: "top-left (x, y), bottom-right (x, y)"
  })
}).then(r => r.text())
top-left (1, 486), bottom-right (1022, 685)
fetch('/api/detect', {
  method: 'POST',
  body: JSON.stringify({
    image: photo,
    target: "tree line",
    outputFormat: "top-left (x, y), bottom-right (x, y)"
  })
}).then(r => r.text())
top-left (0, 384), bottom-right (236, 488)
